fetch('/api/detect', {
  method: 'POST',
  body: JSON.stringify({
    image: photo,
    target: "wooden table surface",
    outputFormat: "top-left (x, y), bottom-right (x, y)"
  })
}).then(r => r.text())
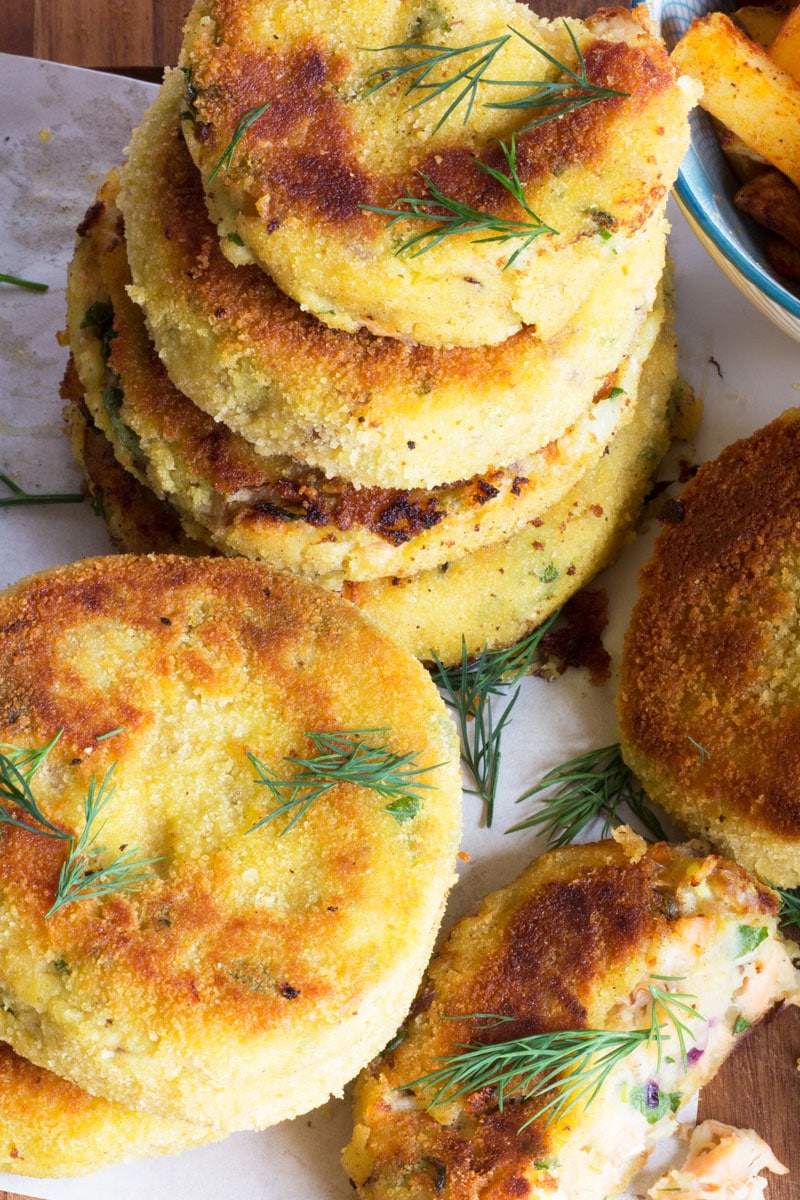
top-left (1, 2), bottom-right (799, 1198)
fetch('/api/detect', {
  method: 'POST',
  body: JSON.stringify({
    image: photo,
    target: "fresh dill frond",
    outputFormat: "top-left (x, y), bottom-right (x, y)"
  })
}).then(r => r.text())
top-left (508, 742), bottom-right (668, 844)
top-left (363, 23), bottom-right (628, 133)
top-left (430, 612), bottom-right (559, 827)
top-left (247, 729), bottom-right (437, 835)
top-left (362, 134), bottom-right (556, 265)
top-left (364, 35), bottom-right (510, 131)
top-left (777, 887), bottom-right (800, 929)
top-left (0, 272), bottom-right (48, 292)
top-left (0, 731), bottom-right (69, 841)
top-left (406, 980), bottom-right (702, 1128)
top-left (0, 470), bottom-right (84, 508)
top-left (47, 764), bottom-right (160, 917)
top-left (207, 102), bottom-right (272, 184)
top-left (485, 23), bottom-right (629, 130)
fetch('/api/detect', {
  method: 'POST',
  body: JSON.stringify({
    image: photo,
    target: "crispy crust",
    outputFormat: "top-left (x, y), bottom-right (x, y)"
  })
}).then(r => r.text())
top-left (0, 556), bottom-right (461, 1128)
top-left (120, 71), bottom-right (669, 489)
top-left (618, 410), bottom-right (800, 887)
top-left (178, 1), bottom-right (695, 346)
top-left (0, 1041), bottom-right (216, 1176)
top-left (343, 840), bottom-right (795, 1199)
top-left (67, 172), bottom-right (643, 584)
top-left (65, 283), bottom-right (678, 665)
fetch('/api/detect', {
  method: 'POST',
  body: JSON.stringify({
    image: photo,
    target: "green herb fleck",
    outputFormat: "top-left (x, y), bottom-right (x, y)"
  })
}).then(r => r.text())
top-left (733, 1015), bottom-right (752, 1035)
top-left (735, 925), bottom-right (769, 957)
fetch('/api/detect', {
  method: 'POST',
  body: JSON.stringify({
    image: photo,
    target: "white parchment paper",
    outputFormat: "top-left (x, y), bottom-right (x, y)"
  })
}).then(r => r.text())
top-left (0, 49), bottom-right (798, 1200)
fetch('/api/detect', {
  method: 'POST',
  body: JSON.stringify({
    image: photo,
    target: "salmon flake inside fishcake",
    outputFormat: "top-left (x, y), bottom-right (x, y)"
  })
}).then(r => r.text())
top-left (0, 555), bottom-right (461, 1130)
top-left (178, 0), bottom-right (697, 347)
top-left (618, 408), bottom-right (800, 888)
top-left (343, 838), bottom-right (800, 1200)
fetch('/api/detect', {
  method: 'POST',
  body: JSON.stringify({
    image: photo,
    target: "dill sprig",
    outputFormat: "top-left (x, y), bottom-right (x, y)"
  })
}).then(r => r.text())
top-left (0, 470), bottom-right (83, 508)
top-left (1, 731), bottom-right (157, 915)
top-left (47, 764), bottom-right (160, 917)
top-left (485, 23), bottom-right (629, 131)
top-left (364, 23), bottom-right (627, 133)
top-left (777, 887), bottom-right (800, 929)
top-left (247, 729), bottom-right (437, 835)
top-left (207, 102), bottom-right (272, 184)
top-left (0, 732), bottom-right (69, 840)
top-left (407, 979), bottom-right (702, 1129)
top-left (508, 743), bottom-right (669, 845)
top-left (364, 35), bottom-right (510, 132)
top-left (430, 612), bottom-right (559, 827)
top-left (0, 272), bottom-right (48, 292)
top-left (362, 134), bottom-right (555, 265)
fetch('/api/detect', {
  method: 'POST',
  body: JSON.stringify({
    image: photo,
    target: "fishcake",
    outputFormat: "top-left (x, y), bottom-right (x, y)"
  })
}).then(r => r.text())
top-left (0, 556), bottom-right (462, 1129)
top-left (64, 284), bottom-right (681, 665)
top-left (618, 410), bottom-right (800, 888)
top-left (179, 0), bottom-right (696, 347)
top-left (121, 71), bottom-right (669, 491)
top-left (342, 838), bottom-right (800, 1200)
top-left (0, 1041), bottom-right (216, 1176)
top-left (67, 171), bottom-right (644, 586)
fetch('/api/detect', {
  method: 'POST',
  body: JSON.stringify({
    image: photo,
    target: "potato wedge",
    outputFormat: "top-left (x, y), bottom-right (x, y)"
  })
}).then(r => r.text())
top-left (672, 12), bottom-right (800, 189)
top-left (735, 168), bottom-right (800, 248)
top-left (732, 4), bottom-right (789, 49)
top-left (769, 3), bottom-right (800, 82)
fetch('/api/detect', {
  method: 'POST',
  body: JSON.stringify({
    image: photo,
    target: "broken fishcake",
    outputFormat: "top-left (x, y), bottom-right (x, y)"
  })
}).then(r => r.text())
top-left (343, 837), bottom-right (799, 1200)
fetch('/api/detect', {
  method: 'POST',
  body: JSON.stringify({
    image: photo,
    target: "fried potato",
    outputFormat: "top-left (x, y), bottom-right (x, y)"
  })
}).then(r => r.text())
top-left (769, 2), bottom-right (800, 82)
top-left (671, 12), bottom-right (800, 190)
top-left (735, 168), bottom-right (800, 248)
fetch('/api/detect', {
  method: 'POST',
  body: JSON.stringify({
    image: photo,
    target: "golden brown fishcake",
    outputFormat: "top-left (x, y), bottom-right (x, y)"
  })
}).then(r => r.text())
top-left (121, 71), bottom-right (669, 490)
top-left (67, 171), bottom-right (644, 585)
top-left (0, 1041), bottom-right (217, 1176)
top-left (179, 0), bottom-right (696, 346)
top-left (343, 838), bottom-right (800, 1200)
top-left (64, 286), bottom-right (679, 666)
top-left (0, 556), bottom-right (461, 1129)
top-left (618, 410), bottom-right (800, 888)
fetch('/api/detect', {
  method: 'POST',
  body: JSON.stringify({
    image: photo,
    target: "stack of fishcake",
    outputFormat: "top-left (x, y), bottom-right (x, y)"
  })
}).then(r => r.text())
top-left (64, 0), bottom-right (700, 663)
top-left (0, 555), bottom-right (462, 1173)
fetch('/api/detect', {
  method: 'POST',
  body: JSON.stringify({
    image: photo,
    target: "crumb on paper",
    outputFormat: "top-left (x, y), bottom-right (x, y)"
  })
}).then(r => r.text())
top-left (38, 128), bottom-right (52, 143)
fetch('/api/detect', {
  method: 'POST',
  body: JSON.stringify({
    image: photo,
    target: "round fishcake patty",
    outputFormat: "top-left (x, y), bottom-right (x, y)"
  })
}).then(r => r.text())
top-left (0, 556), bottom-right (461, 1129)
top-left (68, 170), bottom-right (642, 586)
top-left (120, 70), bottom-right (668, 490)
top-left (0, 1041), bottom-right (216, 1176)
top-left (343, 838), bottom-right (799, 1199)
top-left (178, 0), bottom-right (696, 347)
top-left (618, 410), bottom-right (800, 889)
top-left (63, 284), bottom-right (679, 666)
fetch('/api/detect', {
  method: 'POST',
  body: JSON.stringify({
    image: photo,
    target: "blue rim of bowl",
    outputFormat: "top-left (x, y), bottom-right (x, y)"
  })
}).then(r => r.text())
top-left (633, 0), bottom-right (800, 321)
